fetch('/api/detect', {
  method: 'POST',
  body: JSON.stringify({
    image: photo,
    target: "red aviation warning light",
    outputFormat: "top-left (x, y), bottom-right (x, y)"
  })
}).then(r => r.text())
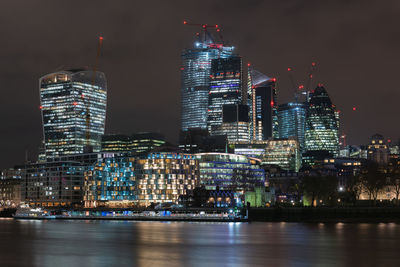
top-left (247, 63), bottom-right (251, 67)
top-left (352, 107), bottom-right (357, 111)
top-left (311, 62), bottom-right (316, 67)
top-left (287, 67), bottom-right (292, 72)
top-left (73, 102), bottom-right (78, 106)
top-left (39, 105), bottom-right (43, 110)
top-left (271, 77), bottom-right (277, 82)
top-left (298, 85), bottom-right (304, 90)
top-left (270, 100), bottom-right (274, 107)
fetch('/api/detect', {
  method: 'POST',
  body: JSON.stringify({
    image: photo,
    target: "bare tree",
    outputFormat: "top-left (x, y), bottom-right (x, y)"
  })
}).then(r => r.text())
top-left (388, 163), bottom-right (400, 205)
top-left (359, 162), bottom-right (386, 206)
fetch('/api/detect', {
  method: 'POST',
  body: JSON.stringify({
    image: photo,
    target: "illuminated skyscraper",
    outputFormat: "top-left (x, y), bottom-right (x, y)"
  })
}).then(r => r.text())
top-left (181, 41), bottom-right (234, 131)
top-left (208, 56), bottom-right (242, 134)
top-left (247, 67), bottom-right (278, 141)
top-left (219, 104), bottom-right (249, 143)
top-left (304, 85), bottom-right (339, 156)
top-left (39, 69), bottom-right (107, 158)
top-left (277, 102), bottom-right (307, 152)
top-left (262, 138), bottom-right (301, 172)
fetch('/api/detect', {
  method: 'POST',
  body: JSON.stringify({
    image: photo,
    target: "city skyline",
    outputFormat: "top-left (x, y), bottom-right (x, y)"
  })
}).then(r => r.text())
top-left (1, 1), bottom-right (400, 169)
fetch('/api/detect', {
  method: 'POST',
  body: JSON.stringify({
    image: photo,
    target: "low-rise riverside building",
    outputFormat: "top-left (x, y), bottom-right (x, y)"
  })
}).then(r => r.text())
top-left (84, 152), bottom-right (199, 208)
top-left (22, 161), bottom-right (86, 207)
top-left (195, 153), bottom-right (265, 192)
top-left (0, 168), bottom-right (23, 207)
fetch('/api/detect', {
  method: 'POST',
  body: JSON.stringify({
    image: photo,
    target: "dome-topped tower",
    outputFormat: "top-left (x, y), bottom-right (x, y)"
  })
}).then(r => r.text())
top-left (304, 85), bottom-right (339, 157)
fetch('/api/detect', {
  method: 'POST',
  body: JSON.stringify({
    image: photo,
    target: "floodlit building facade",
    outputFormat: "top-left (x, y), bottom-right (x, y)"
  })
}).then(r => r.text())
top-left (195, 153), bottom-right (265, 191)
top-left (39, 69), bottom-right (107, 159)
top-left (367, 134), bottom-right (389, 165)
top-left (304, 85), bottom-right (339, 156)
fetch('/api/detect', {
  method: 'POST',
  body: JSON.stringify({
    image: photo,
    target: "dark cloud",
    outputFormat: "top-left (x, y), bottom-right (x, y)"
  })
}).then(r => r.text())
top-left (1, 0), bottom-right (399, 168)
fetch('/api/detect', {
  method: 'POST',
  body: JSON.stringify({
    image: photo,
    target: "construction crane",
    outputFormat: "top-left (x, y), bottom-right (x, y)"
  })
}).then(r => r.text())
top-left (183, 20), bottom-right (224, 47)
top-left (83, 36), bottom-right (103, 152)
top-left (287, 62), bottom-right (317, 103)
top-left (287, 67), bottom-right (298, 102)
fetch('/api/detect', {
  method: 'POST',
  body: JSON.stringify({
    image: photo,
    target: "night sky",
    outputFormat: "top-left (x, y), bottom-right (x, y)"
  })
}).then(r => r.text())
top-left (1, 0), bottom-right (399, 169)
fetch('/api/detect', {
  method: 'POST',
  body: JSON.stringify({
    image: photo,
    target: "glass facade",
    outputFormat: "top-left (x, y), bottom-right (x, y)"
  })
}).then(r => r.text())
top-left (220, 122), bottom-right (249, 143)
top-left (84, 156), bottom-right (137, 206)
top-left (219, 104), bottom-right (249, 143)
top-left (262, 138), bottom-right (301, 172)
top-left (247, 67), bottom-right (278, 141)
top-left (277, 102), bottom-right (307, 152)
top-left (84, 153), bottom-right (199, 207)
top-left (304, 85), bottom-right (339, 156)
top-left (101, 132), bottom-right (166, 154)
top-left (39, 70), bottom-right (107, 158)
top-left (195, 153), bottom-right (265, 191)
top-left (22, 161), bottom-right (86, 207)
top-left (208, 56), bottom-right (242, 135)
top-left (101, 134), bottom-right (132, 152)
top-left (181, 42), bottom-right (234, 131)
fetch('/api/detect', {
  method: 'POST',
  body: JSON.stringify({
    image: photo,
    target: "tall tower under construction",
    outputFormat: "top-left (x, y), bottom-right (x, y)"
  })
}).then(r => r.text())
top-left (180, 23), bottom-right (234, 132)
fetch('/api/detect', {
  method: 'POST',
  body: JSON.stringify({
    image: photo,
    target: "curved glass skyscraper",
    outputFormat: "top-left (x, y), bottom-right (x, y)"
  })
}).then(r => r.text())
top-left (304, 85), bottom-right (339, 156)
top-left (39, 69), bottom-right (107, 158)
top-left (181, 42), bottom-right (234, 131)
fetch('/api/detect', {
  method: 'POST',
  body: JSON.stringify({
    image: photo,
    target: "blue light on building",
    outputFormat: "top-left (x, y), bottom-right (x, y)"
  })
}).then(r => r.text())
top-left (181, 41), bottom-right (234, 131)
top-left (277, 102), bottom-right (307, 152)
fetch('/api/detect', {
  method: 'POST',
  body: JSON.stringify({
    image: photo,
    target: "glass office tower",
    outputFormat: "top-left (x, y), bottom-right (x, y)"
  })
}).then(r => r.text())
top-left (181, 41), bottom-right (234, 131)
top-left (208, 56), bottom-right (242, 135)
top-left (304, 85), bottom-right (339, 156)
top-left (277, 102), bottom-right (307, 152)
top-left (247, 67), bottom-right (278, 141)
top-left (39, 69), bottom-right (107, 158)
top-left (220, 104), bottom-right (249, 143)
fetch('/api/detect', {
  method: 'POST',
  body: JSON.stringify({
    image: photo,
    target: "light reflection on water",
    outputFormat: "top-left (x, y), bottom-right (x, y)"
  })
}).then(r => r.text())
top-left (0, 220), bottom-right (400, 266)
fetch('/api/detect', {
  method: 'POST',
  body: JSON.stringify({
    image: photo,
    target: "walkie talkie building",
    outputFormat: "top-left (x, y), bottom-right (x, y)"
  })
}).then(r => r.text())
top-left (39, 69), bottom-right (107, 159)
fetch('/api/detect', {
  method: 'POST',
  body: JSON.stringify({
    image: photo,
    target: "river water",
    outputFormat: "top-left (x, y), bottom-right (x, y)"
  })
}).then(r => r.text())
top-left (0, 219), bottom-right (399, 267)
